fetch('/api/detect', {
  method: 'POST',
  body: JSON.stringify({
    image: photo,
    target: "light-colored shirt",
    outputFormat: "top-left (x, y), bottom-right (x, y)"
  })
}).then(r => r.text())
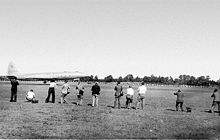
top-left (49, 82), bottom-right (57, 88)
top-left (26, 91), bottom-right (35, 99)
top-left (127, 88), bottom-right (134, 96)
top-left (62, 83), bottom-right (70, 94)
top-left (76, 83), bottom-right (84, 95)
top-left (138, 85), bottom-right (147, 95)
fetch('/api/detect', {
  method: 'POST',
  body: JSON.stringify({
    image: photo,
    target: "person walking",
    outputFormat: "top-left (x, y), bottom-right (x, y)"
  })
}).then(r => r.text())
top-left (126, 85), bottom-right (134, 109)
top-left (60, 80), bottom-right (70, 104)
top-left (114, 81), bottom-right (123, 109)
top-left (45, 79), bottom-right (57, 103)
top-left (76, 80), bottom-right (85, 106)
top-left (174, 89), bottom-right (184, 111)
top-left (136, 82), bottom-right (147, 109)
top-left (210, 88), bottom-right (220, 115)
top-left (10, 77), bottom-right (19, 102)
top-left (91, 82), bottom-right (101, 107)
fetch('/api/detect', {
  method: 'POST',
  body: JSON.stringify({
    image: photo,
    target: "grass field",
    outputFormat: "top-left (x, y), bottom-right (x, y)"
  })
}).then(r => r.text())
top-left (0, 81), bottom-right (219, 139)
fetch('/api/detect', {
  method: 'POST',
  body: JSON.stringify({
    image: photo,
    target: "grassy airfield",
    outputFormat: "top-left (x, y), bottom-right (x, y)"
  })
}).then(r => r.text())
top-left (0, 81), bottom-right (219, 139)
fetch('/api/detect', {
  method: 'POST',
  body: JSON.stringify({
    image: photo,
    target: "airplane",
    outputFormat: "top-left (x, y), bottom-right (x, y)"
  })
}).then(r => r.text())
top-left (5, 61), bottom-right (89, 81)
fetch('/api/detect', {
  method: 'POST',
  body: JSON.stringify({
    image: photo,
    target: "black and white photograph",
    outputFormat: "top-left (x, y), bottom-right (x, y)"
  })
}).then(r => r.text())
top-left (0, 0), bottom-right (220, 139)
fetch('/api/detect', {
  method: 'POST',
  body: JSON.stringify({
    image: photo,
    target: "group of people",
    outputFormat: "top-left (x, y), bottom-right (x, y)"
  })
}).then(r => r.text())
top-left (113, 81), bottom-right (147, 109)
top-left (9, 77), bottom-right (220, 115)
top-left (44, 80), bottom-right (100, 107)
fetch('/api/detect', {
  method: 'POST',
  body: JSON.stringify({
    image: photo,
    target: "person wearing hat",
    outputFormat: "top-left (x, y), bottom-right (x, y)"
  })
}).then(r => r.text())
top-left (10, 77), bottom-right (19, 102)
top-left (174, 89), bottom-right (184, 111)
top-left (91, 82), bottom-right (101, 107)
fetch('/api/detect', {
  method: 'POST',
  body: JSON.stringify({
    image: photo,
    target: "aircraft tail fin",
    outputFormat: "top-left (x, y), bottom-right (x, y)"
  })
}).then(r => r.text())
top-left (7, 61), bottom-right (20, 77)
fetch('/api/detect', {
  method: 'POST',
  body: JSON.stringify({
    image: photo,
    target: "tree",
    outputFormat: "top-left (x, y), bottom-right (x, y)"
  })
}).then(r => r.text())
top-left (124, 74), bottom-right (134, 82)
top-left (104, 75), bottom-right (114, 82)
top-left (118, 76), bottom-right (123, 82)
top-left (94, 75), bottom-right (98, 82)
top-left (134, 76), bottom-right (142, 82)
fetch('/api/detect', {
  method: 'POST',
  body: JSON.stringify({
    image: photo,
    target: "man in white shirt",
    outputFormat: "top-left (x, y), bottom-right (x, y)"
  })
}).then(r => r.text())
top-left (136, 82), bottom-right (147, 109)
top-left (45, 79), bottom-right (57, 103)
top-left (126, 85), bottom-right (134, 109)
top-left (26, 89), bottom-right (35, 102)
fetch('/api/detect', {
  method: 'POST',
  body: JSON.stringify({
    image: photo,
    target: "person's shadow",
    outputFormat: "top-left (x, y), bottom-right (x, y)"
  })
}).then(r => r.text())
top-left (72, 102), bottom-right (78, 105)
top-left (107, 105), bottom-right (128, 109)
top-left (107, 105), bottom-right (114, 108)
top-left (165, 108), bottom-right (176, 112)
top-left (204, 110), bottom-right (220, 113)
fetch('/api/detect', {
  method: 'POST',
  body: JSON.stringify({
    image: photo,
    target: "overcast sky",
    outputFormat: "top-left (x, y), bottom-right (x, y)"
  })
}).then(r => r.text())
top-left (0, 0), bottom-right (220, 80)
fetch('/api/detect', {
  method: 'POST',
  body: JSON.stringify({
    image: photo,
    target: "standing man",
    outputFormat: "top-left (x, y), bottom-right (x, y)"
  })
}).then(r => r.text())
top-left (174, 89), bottom-right (184, 111)
top-left (126, 85), bottom-right (134, 109)
top-left (45, 79), bottom-right (57, 103)
top-left (60, 80), bottom-right (70, 104)
top-left (10, 77), bottom-right (19, 102)
top-left (91, 82), bottom-right (101, 107)
top-left (210, 88), bottom-right (220, 115)
top-left (76, 80), bottom-right (85, 106)
top-left (114, 81), bottom-right (123, 109)
top-left (136, 82), bottom-right (147, 109)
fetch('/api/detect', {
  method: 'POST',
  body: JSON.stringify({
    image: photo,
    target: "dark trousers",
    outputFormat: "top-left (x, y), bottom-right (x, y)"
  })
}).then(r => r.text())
top-left (126, 96), bottom-right (133, 108)
top-left (114, 96), bottom-right (121, 109)
top-left (10, 89), bottom-right (17, 102)
top-left (176, 101), bottom-right (183, 111)
top-left (45, 88), bottom-right (55, 103)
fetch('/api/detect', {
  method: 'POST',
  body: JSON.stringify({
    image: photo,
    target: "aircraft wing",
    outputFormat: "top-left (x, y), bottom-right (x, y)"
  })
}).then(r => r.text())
top-left (12, 71), bottom-right (89, 81)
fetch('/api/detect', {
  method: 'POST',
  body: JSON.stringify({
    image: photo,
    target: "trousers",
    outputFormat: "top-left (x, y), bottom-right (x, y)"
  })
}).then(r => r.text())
top-left (114, 96), bottom-right (121, 109)
top-left (45, 88), bottom-right (55, 103)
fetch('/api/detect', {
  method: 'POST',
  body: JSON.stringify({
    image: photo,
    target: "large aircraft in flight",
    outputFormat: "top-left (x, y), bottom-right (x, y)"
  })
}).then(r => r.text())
top-left (6, 61), bottom-right (89, 81)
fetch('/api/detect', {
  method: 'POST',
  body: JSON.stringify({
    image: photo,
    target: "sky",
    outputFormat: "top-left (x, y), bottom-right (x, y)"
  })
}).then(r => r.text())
top-left (0, 0), bottom-right (220, 80)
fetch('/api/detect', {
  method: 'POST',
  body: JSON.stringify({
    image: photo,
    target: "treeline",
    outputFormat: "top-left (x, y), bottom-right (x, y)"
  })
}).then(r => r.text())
top-left (81, 74), bottom-right (220, 87)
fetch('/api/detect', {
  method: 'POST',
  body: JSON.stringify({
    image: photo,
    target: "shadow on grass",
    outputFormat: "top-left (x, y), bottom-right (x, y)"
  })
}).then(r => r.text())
top-left (24, 101), bottom-right (32, 103)
top-left (72, 102), bottom-right (78, 105)
top-left (172, 125), bottom-right (220, 139)
top-left (165, 108), bottom-right (176, 112)
top-left (203, 110), bottom-right (220, 113)
top-left (107, 105), bottom-right (114, 108)
top-left (107, 105), bottom-right (131, 109)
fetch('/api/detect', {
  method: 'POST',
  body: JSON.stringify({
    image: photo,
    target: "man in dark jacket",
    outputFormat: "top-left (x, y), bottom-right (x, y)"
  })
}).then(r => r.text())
top-left (174, 89), bottom-right (184, 111)
top-left (114, 81), bottom-right (123, 109)
top-left (10, 77), bottom-right (19, 102)
top-left (91, 82), bottom-right (101, 107)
